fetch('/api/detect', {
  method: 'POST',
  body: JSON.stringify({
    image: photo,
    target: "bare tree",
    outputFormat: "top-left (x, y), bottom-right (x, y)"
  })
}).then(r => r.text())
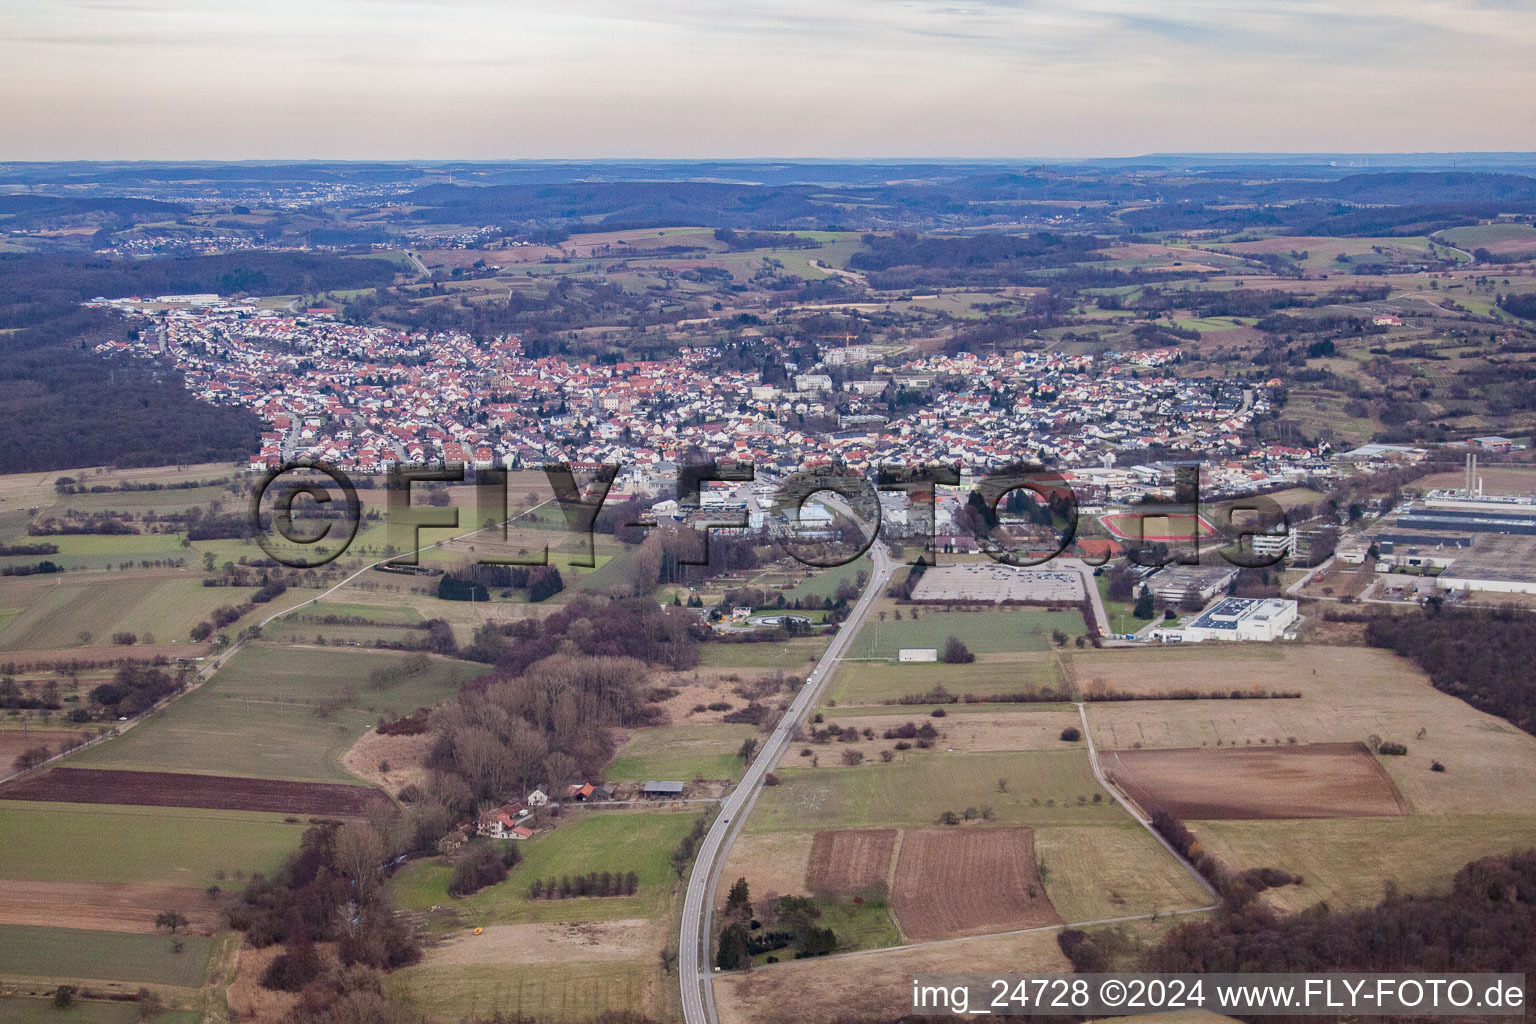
top-left (334, 823), bottom-right (386, 899)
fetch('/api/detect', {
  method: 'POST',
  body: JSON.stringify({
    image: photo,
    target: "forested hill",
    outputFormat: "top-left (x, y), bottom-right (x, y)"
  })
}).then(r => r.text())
top-left (0, 252), bottom-right (399, 473)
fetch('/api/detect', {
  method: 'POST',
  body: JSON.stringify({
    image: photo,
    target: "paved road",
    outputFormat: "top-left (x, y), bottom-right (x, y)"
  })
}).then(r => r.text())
top-left (679, 541), bottom-right (895, 1024)
top-left (1286, 554), bottom-right (1334, 597)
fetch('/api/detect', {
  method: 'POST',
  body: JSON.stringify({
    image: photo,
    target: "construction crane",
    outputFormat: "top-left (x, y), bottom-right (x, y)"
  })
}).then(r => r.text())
top-left (818, 329), bottom-right (857, 353)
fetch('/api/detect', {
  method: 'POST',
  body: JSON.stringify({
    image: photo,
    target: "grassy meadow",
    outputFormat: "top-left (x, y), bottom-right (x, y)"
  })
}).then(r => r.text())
top-left (0, 924), bottom-right (211, 987)
top-left (389, 811), bottom-right (702, 929)
top-left (67, 643), bottom-right (473, 782)
top-left (0, 801), bottom-right (299, 887)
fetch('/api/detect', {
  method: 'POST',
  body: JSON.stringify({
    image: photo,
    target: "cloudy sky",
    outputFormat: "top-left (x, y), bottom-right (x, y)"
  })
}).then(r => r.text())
top-left (2, 0), bottom-right (1533, 159)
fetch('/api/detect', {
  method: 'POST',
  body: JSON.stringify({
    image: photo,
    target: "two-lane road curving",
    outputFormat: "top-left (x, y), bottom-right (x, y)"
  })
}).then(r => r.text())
top-left (679, 541), bottom-right (895, 1024)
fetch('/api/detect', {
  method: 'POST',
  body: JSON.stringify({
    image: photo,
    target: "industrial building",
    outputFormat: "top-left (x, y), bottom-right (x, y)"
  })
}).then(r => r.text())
top-left (1145, 564), bottom-right (1239, 605)
top-left (1180, 597), bottom-right (1299, 642)
top-left (1432, 534), bottom-right (1536, 596)
top-left (1363, 483), bottom-right (1536, 595)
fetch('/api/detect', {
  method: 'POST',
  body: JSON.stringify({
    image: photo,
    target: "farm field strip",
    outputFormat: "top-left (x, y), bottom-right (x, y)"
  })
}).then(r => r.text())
top-left (63, 644), bottom-right (470, 783)
top-left (805, 829), bottom-right (896, 893)
top-left (747, 750), bottom-right (1119, 832)
top-left (0, 767), bottom-right (393, 816)
top-left (890, 828), bottom-right (1058, 942)
top-left (0, 923), bottom-right (212, 988)
top-left (0, 801), bottom-right (300, 887)
top-left (850, 604), bottom-right (1087, 659)
top-left (1100, 742), bottom-right (1407, 820)
top-left (0, 880), bottom-right (221, 935)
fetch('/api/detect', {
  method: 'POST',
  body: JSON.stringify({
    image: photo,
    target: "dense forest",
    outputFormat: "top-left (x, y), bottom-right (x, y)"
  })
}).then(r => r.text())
top-left (1364, 605), bottom-right (1536, 736)
top-left (1499, 292), bottom-right (1536, 321)
top-left (848, 232), bottom-right (1106, 289)
top-left (0, 251), bottom-right (398, 472)
top-left (0, 309), bottom-right (266, 472)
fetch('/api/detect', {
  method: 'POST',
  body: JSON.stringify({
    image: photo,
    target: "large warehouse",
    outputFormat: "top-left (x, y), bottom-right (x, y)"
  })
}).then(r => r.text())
top-left (1180, 597), bottom-right (1299, 642)
top-left (1145, 564), bottom-right (1239, 605)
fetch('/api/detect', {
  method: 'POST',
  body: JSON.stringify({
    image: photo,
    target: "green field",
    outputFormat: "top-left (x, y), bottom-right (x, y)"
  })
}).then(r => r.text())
top-left (747, 751), bottom-right (1118, 832)
top-left (1170, 316), bottom-right (1253, 332)
top-left (0, 924), bottom-right (211, 987)
top-left (389, 960), bottom-right (653, 1022)
top-left (0, 801), bottom-right (299, 887)
top-left (262, 597), bottom-right (426, 645)
top-left (781, 555), bottom-right (872, 602)
top-left (802, 893), bottom-right (901, 954)
top-left (389, 811), bottom-right (702, 927)
top-left (851, 605), bottom-right (1087, 659)
top-left (292, 600), bottom-right (424, 624)
top-left (68, 643), bottom-right (472, 782)
top-left (0, 533), bottom-right (193, 577)
top-left (44, 483), bottom-right (233, 516)
top-left (605, 723), bottom-right (760, 782)
top-left (826, 656), bottom-right (1059, 706)
top-left (0, 576), bottom-right (268, 651)
top-left (697, 637), bottom-right (827, 670)
top-left (1438, 222), bottom-right (1536, 251)
top-left (0, 999), bottom-right (197, 1024)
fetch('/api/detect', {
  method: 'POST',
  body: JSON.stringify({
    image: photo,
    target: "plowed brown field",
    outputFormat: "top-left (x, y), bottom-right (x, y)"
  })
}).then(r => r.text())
top-left (0, 880), bottom-right (222, 934)
top-left (1100, 742), bottom-right (1406, 820)
top-left (0, 729), bottom-right (81, 767)
top-left (0, 767), bottom-right (393, 816)
top-left (891, 828), bottom-right (1058, 941)
top-left (805, 829), bottom-right (896, 893)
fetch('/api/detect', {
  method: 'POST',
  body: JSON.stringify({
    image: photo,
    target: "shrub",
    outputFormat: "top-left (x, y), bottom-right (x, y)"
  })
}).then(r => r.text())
top-left (1057, 929), bottom-right (1109, 973)
top-left (260, 932), bottom-right (321, 991)
top-left (448, 844), bottom-right (509, 897)
top-left (1060, 726), bottom-right (1082, 742)
top-left (941, 636), bottom-right (975, 664)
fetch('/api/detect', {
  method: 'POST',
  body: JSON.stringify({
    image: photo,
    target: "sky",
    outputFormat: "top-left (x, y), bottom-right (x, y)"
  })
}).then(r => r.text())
top-left (2, 0), bottom-right (1534, 160)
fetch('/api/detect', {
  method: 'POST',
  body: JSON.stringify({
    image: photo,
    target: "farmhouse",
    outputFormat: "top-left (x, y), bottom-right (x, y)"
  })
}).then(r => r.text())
top-left (1180, 597), bottom-right (1298, 642)
top-left (477, 801), bottom-right (531, 839)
